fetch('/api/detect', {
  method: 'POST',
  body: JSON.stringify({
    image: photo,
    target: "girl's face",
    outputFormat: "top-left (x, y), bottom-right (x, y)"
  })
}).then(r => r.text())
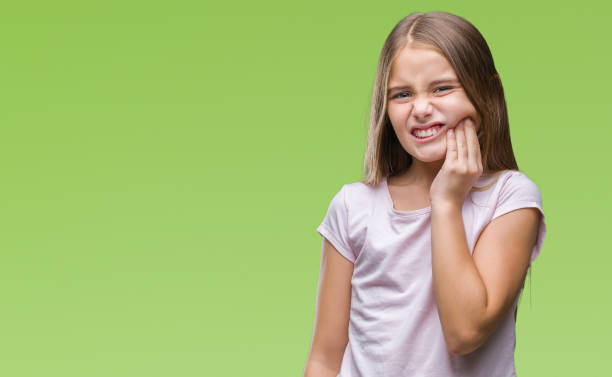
top-left (386, 44), bottom-right (481, 163)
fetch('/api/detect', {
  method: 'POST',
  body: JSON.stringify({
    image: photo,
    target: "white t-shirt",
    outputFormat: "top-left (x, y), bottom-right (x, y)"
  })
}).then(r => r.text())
top-left (316, 169), bottom-right (547, 377)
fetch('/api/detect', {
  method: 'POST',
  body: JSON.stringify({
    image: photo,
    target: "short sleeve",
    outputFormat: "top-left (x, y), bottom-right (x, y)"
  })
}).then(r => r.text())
top-left (491, 172), bottom-right (547, 265)
top-left (316, 185), bottom-right (356, 263)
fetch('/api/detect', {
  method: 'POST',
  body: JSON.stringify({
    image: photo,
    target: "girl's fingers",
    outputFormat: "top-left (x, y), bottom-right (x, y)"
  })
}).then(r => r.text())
top-left (455, 122), bottom-right (467, 164)
top-left (465, 121), bottom-right (481, 171)
top-left (445, 126), bottom-right (457, 162)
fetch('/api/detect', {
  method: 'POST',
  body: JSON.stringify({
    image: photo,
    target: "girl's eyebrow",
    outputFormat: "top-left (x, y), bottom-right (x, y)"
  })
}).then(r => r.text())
top-left (387, 78), bottom-right (459, 93)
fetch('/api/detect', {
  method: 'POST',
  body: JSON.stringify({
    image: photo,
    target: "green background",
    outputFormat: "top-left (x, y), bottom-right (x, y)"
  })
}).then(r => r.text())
top-left (0, 1), bottom-right (609, 376)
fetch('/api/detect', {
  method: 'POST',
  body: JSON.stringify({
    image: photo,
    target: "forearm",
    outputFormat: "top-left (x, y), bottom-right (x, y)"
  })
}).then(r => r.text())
top-left (303, 359), bottom-right (340, 377)
top-left (430, 201), bottom-right (487, 354)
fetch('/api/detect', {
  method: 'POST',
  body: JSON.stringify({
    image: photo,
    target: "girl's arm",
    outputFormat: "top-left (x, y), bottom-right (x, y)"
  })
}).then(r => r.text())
top-left (431, 202), bottom-right (540, 355)
top-left (429, 120), bottom-right (541, 355)
top-left (303, 238), bottom-right (353, 377)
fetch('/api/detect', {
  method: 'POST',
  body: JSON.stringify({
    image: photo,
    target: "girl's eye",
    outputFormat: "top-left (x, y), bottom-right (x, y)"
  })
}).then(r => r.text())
top-left (392, 87), bottom-right (452, 99)
top-left (393, 92), bottom-right (410, 99)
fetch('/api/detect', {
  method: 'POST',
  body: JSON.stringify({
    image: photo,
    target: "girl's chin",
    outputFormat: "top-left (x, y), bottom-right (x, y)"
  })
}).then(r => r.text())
top-left (413, 148), bottom-right (447, 162)
top-left (416, 155), bottom-right (445, 163)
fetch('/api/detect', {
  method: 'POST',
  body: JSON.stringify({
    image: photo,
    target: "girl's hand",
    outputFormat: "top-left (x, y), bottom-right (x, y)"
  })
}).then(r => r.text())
top-left (429, 117), bottom-right (483, 208)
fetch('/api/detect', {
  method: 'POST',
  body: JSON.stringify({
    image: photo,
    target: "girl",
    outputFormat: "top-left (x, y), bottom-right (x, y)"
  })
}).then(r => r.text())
top-left (303, 11), bottom-right (547, 377)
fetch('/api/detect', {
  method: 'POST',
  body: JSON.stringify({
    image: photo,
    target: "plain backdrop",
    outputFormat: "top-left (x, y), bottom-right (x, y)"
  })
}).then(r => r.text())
top-left (0, 1), bottom-right (609, 376)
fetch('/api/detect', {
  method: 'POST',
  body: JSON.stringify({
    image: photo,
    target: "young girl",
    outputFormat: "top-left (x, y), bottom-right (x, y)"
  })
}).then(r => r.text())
top-left (303, 12), bottom-right (547, 377)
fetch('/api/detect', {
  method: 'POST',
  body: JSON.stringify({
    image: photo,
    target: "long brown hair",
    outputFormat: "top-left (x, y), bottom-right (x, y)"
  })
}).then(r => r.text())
top-left (361, 12), bottom-right (518, 187)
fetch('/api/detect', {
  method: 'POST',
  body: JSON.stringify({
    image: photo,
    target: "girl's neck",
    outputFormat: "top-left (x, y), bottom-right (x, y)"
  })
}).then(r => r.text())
top-left (393, 159), bottom-right (444, 188)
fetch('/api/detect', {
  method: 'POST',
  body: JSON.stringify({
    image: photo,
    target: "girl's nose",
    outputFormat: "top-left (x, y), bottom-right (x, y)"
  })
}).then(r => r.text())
top-left (411, 98), bottom-right (433, 120)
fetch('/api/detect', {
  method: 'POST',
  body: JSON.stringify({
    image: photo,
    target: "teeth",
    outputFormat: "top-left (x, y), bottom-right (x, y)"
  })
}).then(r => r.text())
top-left (414, 125), bottom-right (441, 138)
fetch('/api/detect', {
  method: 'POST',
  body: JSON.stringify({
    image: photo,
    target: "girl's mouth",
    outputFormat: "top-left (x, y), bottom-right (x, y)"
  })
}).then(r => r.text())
top-left (411, 124), bottom-right (446, 143)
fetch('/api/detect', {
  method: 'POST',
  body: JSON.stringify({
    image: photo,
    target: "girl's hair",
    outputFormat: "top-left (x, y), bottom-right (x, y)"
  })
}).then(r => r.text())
top-left (361, 11), bottom-right (519, 187)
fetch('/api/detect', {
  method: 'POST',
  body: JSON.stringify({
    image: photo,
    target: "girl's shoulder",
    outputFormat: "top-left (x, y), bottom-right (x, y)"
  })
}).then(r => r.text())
top-left (470, 169), bottom-right (543, 207)
top-left (348, 177), bottom-right (384, 194)
top-left (473, 169), bottom-right (538, 190)
top-left (469, 169), bottom-right (537, 207)
top-left (335, 178), bottom-right (382, 211)
top-left (491, 169), bottom-right (541, 193)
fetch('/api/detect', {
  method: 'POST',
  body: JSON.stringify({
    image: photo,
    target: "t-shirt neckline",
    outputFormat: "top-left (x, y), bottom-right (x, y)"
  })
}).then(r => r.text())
top-left (382, 170), bottom-right (512, 217)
